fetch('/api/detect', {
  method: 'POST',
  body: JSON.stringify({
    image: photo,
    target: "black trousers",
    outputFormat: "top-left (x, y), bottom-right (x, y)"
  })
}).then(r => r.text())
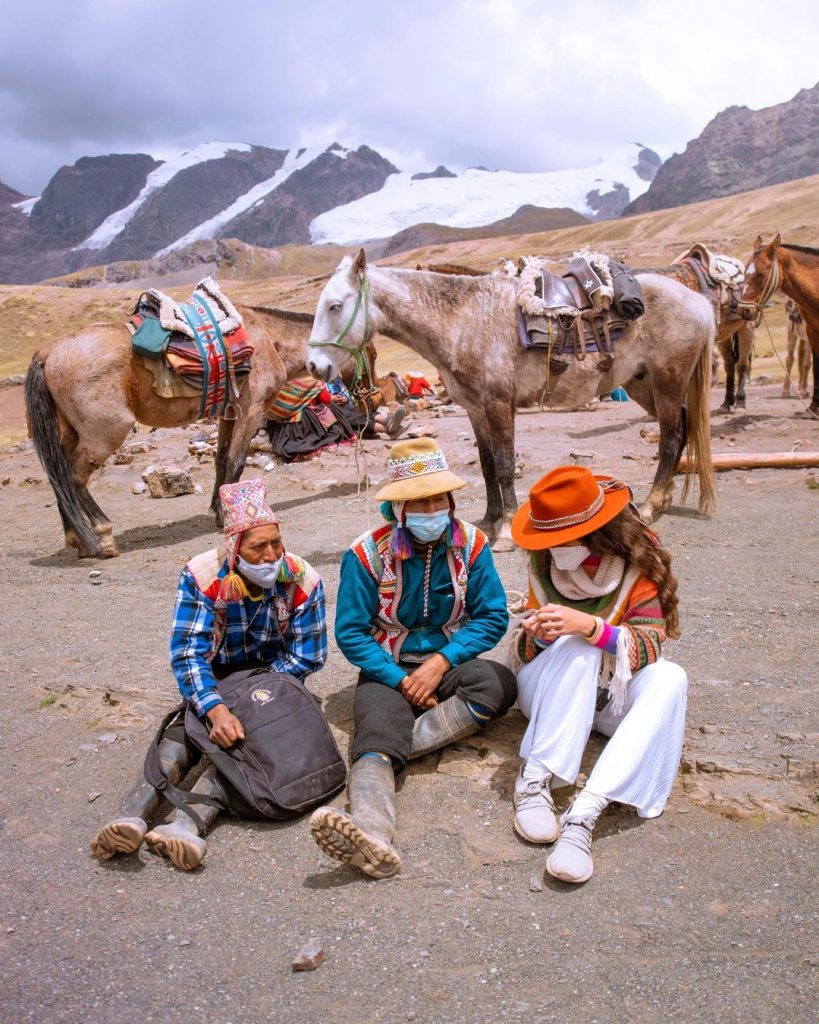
top-left (350, 657), bottom-right (517, 767)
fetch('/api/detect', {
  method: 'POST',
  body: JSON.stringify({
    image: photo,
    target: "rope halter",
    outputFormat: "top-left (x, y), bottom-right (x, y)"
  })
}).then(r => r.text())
top-left (310, 275), bottom-right (372, 385)
top-left (737, 254), bottom-right (780, 327)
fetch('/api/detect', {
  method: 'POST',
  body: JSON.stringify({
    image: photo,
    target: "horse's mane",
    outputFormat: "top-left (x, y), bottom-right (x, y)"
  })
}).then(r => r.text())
top-left (247, 305), bottom-right (315, 324)
top-left (415, 262), bottom-right (487, 277)
top-left (781, 242), bottom-right (819, 257)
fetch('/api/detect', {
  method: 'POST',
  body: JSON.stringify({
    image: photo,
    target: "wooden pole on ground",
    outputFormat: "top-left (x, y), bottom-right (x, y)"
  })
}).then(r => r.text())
top-left (677, 452), bottom-right (819, 473)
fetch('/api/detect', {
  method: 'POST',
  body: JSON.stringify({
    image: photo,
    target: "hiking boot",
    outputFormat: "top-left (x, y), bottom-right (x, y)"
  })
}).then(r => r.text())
top-left (90, 735), bottom-right (192, 862)
top-left (144, 763), bottom-right (223, 871)
top-left (408, 695), bottom-right (480, 760)
top-left (546, 815), bottom-right (595, 884)
top-left (513, 770), bottom-right (558, 844)
top-left (385, 406), bottom-right (407, 438)
top-left (310, 756), bottom-right (401, 879)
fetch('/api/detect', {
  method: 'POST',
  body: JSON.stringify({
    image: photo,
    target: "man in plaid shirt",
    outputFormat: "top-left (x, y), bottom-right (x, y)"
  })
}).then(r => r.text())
top-left (91, 479), bottom-right (327, 871)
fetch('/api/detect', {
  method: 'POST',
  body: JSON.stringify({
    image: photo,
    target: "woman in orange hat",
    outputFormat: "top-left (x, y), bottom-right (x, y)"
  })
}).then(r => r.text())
top-left (509, 465), bottom-right (687, 884)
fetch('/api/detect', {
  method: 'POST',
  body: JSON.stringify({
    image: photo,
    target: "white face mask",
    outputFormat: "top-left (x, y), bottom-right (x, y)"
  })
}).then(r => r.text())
top-left (550, 544), bottom-right (590, 571)
top-left (236, 554), bottom-right (283, 589)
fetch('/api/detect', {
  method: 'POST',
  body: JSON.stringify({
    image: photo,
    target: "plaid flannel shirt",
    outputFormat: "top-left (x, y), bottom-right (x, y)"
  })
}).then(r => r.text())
top-left (169, 554), bottom-right (327, 716)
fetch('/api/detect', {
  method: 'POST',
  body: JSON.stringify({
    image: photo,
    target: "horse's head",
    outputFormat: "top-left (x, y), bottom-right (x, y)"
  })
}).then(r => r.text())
top-left (739, 234), bottom-right (781, 321)
top-left (307, 248), bottom-right (370, 381)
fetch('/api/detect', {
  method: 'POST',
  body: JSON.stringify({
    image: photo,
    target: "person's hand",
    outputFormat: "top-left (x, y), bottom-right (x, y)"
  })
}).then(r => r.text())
top-left (398, 654), bottom-right (449, 708)
top-left (522, 603), bottom-right (596, 642)
top-left (331, 394), bottom-right (346, 405)
top-left (206, 704), bottom-right (245, 748)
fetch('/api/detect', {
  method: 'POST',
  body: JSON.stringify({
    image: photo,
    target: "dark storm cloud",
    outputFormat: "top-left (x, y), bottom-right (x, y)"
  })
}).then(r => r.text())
top-left (1, 0), bottom-right (817, 195)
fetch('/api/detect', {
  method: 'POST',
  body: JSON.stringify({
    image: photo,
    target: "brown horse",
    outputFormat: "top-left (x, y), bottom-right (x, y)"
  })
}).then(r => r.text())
top-left (740, 235), bottom-right (819, 417)
top-left (25, 305), bottom-right (313, 558)
top-left (639, 255), bottom-right (756, 413)
top-left (783, 300), bottom-right (812, 398)
top-left (306, 250), bottom-right (715, 542)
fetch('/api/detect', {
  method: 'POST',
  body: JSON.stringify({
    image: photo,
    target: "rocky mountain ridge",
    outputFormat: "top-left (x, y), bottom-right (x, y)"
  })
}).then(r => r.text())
top-left (625, 82), bottom-right (819, 214)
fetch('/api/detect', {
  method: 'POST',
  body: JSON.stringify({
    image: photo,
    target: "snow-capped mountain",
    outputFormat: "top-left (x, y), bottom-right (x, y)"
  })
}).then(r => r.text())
top-left (0, 141), bottom-right (657, 284)
top-left (311, 144), bottom-right (660, 245)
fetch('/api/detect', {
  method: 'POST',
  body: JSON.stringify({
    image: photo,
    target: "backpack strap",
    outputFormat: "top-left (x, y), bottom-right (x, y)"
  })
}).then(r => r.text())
top-left (142, 702), bottom-right (224, 833)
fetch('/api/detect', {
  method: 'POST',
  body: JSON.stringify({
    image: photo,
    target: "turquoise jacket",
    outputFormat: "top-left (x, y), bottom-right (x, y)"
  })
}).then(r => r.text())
top-left (335, 537), bottom-right (509, 688)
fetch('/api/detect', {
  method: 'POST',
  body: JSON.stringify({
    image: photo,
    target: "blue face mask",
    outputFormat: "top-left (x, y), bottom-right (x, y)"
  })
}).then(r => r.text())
top-left (405, 510), bottom-right (450, 543)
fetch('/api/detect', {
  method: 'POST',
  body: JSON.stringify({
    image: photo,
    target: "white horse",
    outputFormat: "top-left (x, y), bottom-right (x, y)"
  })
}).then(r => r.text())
top-left (306, 250), bottom-right (716, 544)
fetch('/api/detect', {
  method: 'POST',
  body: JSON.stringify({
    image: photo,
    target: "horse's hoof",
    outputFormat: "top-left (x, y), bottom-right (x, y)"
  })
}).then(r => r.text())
top-left (638, 502), bottom-right (657, 525)
top-left (716, 403), bottom-right (733, 414)
top-left (491, 534), bottom-right (516, 554)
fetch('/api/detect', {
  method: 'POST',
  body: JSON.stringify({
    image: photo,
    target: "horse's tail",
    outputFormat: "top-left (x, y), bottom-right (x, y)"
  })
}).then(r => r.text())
top-left (680, 326), bottom-right (716, 513)
top-left (24, 355), bottom-right (100, 555)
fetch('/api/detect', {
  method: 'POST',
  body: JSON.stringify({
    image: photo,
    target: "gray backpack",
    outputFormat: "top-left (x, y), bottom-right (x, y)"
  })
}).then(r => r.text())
top-left (145, 667), bottom-right (346, 828)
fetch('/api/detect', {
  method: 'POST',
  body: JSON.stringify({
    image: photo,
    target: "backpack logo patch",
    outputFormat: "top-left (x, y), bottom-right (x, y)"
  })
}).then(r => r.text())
top-left (251, 688), bottom-right (275, 705)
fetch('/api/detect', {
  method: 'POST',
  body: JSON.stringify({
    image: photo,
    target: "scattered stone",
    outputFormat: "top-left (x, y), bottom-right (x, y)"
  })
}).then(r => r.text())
top-left (131, 481), bottom-right (147, 495)
top-left (0, 374), bottom-right (25, 389)
top-left (90, 578), bottom-right (102, 586)
top-left (699, 724), bottom-right (716, 735)
top-left (777, 732), bottom-right (804, 743)
top-left (123, 441), bottom-right (154, 455)
top-left (193, 484), bottom-right (203, 495)
top-left (249, 435), bottom-right (273, 453)
top-left (1, 477), bottom-right (9, 486)
top-left (141, 465), bottom-right (195, 499)
top-left (97, 732), bottom-right (118, 745)
top-left (568, 451), bottom-right (596, 465)
top-left (264, 462), bottom-right (277, 472)
top-left (178, 939), bottom-right (191, 947)
top-left (439, 406), bottom-right (459, 415)
top-left (113, 451), bottom-right (134, 465)
top-left (457, 432), bottom-right (471, 441)
top-left (87, 792), bottom-right (101, 803)
top-left (88, 570), bottom-right (102, 579)
top-left (529, 874), bottom-right (544, 892)
top-left (756, 374), bottom-right (773, 384)
top-left (291, 938), bottom-right (326, 972)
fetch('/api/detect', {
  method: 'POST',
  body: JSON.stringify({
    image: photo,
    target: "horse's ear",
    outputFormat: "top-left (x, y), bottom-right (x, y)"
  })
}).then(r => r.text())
top-left (352, 248), bottom-right (367, 277)
top-left (753, 235), bottom-right (763, 252)
top-left (772, 233), bottom-right (781, 250)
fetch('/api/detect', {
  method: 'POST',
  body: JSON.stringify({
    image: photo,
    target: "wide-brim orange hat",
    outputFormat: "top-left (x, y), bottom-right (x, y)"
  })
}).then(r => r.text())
top-left (375, 437), bottom-right (466, 501)
top-left (511, 465), bottom-right (632, 550)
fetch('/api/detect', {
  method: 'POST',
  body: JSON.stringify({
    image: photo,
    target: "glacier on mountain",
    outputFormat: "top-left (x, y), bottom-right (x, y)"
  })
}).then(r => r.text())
top-left (309, 144), bottom-right (655, 244)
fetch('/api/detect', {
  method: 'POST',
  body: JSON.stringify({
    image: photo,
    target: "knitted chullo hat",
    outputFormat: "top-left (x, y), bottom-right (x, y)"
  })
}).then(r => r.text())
top-left (218, 479), bottom-right (280, 601)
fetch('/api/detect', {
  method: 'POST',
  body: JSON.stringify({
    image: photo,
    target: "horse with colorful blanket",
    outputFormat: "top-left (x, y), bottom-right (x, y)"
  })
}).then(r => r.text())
top-left (24, 292), bottom-right (312, 559)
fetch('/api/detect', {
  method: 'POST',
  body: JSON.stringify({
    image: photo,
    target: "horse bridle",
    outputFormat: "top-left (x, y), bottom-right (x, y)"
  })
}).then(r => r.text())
top-left (737, 253), bottom-right (780, 326)
top-left (310, 274), bottom-right (373, 386)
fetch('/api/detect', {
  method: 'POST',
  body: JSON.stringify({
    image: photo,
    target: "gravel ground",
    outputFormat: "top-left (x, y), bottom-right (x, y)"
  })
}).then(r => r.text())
top-left (1, 385), bottom-right (817, 1024)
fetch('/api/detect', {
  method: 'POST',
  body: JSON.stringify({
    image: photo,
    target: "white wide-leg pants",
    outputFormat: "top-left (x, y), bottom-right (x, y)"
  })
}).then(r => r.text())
top-left (516, 635), bottom-right (687, 818)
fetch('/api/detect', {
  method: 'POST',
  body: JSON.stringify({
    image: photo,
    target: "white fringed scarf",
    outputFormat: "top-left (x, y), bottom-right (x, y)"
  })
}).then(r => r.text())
top-left (546, 553), bottom-right (639, 715)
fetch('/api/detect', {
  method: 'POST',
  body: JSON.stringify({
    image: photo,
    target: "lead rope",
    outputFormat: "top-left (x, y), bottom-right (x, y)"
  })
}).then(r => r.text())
top-left (760, 311), bottom-right (819, 420)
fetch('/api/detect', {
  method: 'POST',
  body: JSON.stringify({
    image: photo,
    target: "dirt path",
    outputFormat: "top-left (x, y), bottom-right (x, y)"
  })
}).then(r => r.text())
top-left (1, 385), bottom-right (817, 1024)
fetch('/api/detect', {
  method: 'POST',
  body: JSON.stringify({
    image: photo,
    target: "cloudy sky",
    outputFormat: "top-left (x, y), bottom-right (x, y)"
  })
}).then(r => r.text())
top-left (2, 0), bottom-right (817, 195)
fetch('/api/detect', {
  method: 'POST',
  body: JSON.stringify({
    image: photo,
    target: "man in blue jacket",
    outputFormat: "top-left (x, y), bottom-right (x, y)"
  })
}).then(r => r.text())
top-left (310, 438), bottom-right (516, 879)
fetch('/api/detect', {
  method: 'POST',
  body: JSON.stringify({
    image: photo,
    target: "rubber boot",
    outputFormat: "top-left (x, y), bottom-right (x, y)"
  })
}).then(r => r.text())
top-left (90, 736), bottom-right (191, 861)
top-left (309, 756), bottom-right (401, 879)
top-left (144, 763), bottom-right (223, 871)
top-left (408, 694), bottom-right (480, 760)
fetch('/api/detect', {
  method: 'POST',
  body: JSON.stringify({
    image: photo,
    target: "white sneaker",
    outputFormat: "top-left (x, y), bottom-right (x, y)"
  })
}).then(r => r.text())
top-left (513, 771), bottom-right (559, 843)
top-left (546, 815), bottom-right (595, 884)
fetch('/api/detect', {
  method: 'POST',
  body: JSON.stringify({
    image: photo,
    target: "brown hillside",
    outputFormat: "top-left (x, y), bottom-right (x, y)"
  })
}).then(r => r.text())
top-left (2, 172), bottom-right (816, 387)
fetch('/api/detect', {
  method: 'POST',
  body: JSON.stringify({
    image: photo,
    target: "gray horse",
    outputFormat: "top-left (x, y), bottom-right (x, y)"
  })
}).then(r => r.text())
top-left (306, 250), bottom-right (716, 544)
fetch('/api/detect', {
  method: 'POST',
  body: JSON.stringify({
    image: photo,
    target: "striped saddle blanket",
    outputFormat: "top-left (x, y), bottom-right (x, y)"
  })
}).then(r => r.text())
top-left (128, 277), bottom-right (253, 418)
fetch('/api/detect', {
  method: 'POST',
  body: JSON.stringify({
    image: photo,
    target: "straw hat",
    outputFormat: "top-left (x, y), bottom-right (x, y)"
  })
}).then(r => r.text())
top-left (375, 438), bottom-right (466, 502)
top-left (511, 465), bottom-right (631, 549)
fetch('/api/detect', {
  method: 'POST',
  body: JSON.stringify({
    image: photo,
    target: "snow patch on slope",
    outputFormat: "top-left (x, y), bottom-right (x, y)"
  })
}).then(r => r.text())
top-left (156, 145), bottom-right (328, 256)
top-left (310, 144), bottom-right (653, 244)
top-left (77, 142), bottom-right (252, 251)
top-left (12, 196), bottom-right (39, 215)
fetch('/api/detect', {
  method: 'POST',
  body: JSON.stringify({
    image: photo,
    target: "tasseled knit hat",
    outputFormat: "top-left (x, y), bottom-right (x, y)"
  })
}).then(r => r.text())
top-left (218, 479), bottom-right (279, 601)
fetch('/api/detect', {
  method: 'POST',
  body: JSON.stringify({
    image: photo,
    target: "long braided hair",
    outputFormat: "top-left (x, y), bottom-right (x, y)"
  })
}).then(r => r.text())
top-left (584, 506), bottom-right (681, 638)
